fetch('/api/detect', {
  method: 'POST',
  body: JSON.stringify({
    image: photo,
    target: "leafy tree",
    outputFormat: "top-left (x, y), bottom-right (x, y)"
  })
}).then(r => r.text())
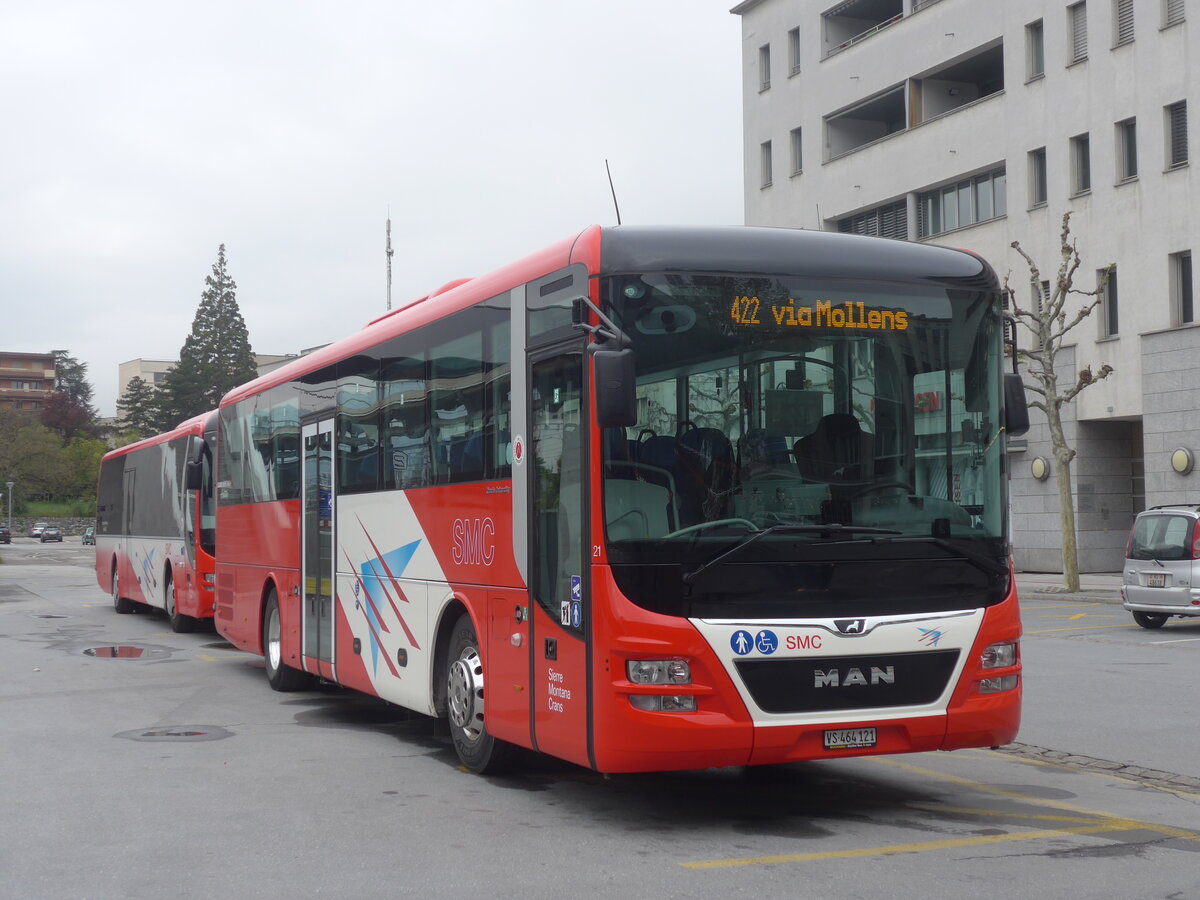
top-left (4, 418), bottom-right (71, 501)
top-left (63, 434), bottom-right (108, 500)
top-left (41, 351), bottom-right (99, 441)
top-left (116, 375), bottom-right (161, 437)
top-left (1005, 213), bottom-right (1114, 591)
top-left (157, 244), bottom-right (258, 427)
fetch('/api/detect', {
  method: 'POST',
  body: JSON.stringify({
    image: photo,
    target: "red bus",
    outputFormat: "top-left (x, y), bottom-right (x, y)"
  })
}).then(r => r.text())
top-left (215, 225), bottom-right (1028, 773)
top-left (95, 411), bottom-right (218, 632)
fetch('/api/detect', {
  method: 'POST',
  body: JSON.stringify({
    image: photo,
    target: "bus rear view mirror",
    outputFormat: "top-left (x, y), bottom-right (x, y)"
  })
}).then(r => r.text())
top-left (1003, 372), bottom-right (1029, 437)
top-left (593, 346), bottom-right (637, 428)
top-left (185, 460), bottom-right (203, 491)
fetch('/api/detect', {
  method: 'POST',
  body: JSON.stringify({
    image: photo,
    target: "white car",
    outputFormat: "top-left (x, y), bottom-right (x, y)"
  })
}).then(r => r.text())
top-left (1122, 505), bottom-right (1200, 628)
top-left (30, 522), bottom-right (49, 538)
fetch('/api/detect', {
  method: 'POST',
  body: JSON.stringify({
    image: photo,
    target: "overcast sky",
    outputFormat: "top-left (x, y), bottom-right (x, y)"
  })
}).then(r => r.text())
top-left (1, 2), bottom-right (746, 418)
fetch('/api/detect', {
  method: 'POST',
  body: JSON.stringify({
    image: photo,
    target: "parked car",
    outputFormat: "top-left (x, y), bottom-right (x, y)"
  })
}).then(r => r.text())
top-left (39, 526), bottom-right (63, 543)
top-left (81, 526), bottom-right (95, 545)
top-left (30, 522), bottom-right (48, 538)
top-left (1122, 504), bottom-right (1200, 628)
top-left (0, 523), bottom-right (10, 544)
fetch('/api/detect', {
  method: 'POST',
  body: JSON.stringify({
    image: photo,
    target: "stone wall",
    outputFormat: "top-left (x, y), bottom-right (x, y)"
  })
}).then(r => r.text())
top-left (4, 516), bottom-right (96, 538)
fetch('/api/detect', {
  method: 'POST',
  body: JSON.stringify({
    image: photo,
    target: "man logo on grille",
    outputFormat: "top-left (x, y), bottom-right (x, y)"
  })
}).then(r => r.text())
top-left (835, 618), bottom-right (867, 634)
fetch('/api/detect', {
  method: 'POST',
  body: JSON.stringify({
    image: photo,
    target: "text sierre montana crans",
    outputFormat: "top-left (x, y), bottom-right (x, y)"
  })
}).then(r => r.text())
top-left (730, 296), bottom-right (909, 331)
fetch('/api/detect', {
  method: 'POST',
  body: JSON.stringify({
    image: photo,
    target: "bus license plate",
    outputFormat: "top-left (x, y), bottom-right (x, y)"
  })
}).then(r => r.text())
top-left (1146, 572), bottom-right (1166, 588)
top-left (824, 728), bottom-right (877, 750)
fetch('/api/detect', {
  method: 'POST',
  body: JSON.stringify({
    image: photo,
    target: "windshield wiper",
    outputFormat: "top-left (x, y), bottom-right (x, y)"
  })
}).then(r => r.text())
top-left (865, 535), bottom-right (1009, 580)
top-left (681, 524), bottom-right (901, 586)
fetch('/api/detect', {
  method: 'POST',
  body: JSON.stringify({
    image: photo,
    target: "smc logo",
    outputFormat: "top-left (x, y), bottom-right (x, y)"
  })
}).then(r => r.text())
top-left (452, 517), bottom-right (495, 566)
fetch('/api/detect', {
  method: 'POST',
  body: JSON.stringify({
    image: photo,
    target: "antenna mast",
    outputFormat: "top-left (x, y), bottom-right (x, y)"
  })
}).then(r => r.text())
top-left (605, 159), bottom-right (622, 226)
top-left (386, 213), bottom-right (394, 311)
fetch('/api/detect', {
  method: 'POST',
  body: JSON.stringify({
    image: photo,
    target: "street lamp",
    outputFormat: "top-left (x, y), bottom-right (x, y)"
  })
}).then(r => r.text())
top-left (6, 481), bottom-right (13, 525)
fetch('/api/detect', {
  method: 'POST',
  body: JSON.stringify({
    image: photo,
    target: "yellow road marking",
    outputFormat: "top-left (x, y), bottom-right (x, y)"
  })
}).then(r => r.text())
top-left (682, 824), bottom-right (1130, 868)
top-left (1024, 623), bottom-right (1132, 634)
top-left (681, 753), bottom-right (1200, 870)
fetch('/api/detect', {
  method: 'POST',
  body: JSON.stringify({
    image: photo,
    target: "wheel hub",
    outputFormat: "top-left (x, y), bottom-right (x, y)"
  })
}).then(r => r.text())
top-left (447, 648), bottom-right (484, 741)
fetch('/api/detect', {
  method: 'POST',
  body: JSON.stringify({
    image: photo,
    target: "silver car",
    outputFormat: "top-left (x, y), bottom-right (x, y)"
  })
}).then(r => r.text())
top-left (1122, 505), bottom-right (1200, 628)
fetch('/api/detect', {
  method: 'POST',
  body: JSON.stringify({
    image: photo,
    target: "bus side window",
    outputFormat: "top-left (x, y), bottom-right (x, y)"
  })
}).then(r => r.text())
top-left (381, 353), bottom-right (431, 491)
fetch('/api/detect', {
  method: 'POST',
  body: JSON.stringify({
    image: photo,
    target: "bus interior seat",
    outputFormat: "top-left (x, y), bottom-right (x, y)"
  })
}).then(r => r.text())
top-left (676, 427), bottom-right (734, 524)
top-left (794, 413), bottom-right (873, 483)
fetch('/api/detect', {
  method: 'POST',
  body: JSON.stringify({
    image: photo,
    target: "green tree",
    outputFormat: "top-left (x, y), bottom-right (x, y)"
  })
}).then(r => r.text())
top-left (158, 244), bottom-right (258, 426)
top-left (63, 434), bottom-right (107, 501)
top-left (116, 375), bottom-right (161, 437)
top-left (41, 351), bottom-right (99, 441)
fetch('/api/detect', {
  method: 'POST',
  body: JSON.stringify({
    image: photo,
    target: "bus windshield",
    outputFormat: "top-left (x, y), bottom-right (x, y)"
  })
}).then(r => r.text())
top-left (599, 272), bottom-right (1009, 618)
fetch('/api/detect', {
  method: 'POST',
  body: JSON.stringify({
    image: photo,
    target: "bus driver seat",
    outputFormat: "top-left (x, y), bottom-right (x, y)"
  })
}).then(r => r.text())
top-left (794, 413), bottom-right (872, 483)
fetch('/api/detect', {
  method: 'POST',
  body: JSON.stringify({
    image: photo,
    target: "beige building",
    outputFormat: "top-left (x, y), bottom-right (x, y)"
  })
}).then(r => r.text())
top-left (0, 351), bottom-right (56, 412)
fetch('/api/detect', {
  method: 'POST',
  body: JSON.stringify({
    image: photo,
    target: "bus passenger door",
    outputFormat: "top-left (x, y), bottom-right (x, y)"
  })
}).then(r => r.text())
top-left (301, 419), bottom-right (335, 679)
top-left (528, 349), bottom-right (590, 767)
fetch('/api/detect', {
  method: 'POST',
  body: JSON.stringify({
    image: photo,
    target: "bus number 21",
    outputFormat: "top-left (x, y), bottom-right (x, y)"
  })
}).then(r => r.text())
top-left (730, 295), bottom-right (761, 325)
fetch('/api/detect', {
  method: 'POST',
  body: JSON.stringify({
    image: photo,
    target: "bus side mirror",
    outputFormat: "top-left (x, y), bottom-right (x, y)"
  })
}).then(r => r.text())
top-left (185, 459), bottom-right (203, 491)
top-left (593, 346), bottom-right (637, 428)
top-left (1003, 372), bottom-right (1029, 437)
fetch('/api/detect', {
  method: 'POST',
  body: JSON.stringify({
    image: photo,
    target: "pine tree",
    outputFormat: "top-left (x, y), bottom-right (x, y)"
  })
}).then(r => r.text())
top-left (115, 375), bottom-right (160, 437)
top-left (41, 351), bottom-right (99, 440)
top-left (158, 245), bottom-right (258, 427)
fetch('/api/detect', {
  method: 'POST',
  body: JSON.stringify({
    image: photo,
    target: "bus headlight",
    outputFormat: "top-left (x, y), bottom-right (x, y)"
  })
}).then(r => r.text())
top-left (626, 659), bottom-right (691, 685)
top-left (978, 675), bottom-right (1019, 694)
top-left (980, 641), bottom-right (1017, 669)
top-left (629, 695), bottom-right (697, 712)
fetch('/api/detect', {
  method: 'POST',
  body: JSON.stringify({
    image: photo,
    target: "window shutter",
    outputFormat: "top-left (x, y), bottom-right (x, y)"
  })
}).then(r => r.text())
top-left (1070, 3), bottom-right (1088, 61)
top-left (1170, 102), bottom-right (1188, 167)
top-left (1115, 0), bottom-right (1133, 44)
top-left (1165, 0), bottom-right (1184, 26)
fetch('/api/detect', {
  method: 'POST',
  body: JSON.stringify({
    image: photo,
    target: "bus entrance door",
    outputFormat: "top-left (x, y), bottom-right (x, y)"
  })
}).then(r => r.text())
top-left (301, 419), bottom-right (335, 680)
top-left (528, 350), bottom-right (590, 768)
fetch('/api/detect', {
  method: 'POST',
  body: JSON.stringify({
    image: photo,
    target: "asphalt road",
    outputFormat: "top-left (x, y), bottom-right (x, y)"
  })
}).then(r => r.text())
top-left (2, 539), bottom-right (1199, 899)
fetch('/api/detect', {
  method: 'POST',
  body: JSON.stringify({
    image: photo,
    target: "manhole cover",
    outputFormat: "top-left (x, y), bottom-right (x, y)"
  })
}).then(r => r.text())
top-left (83, 645), bottom-right (171, 660)
top-left (115, 725), bottom-right (234, 743)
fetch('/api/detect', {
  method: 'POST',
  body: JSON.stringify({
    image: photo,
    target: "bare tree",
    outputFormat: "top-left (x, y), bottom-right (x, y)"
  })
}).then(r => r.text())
top-left (1005, 212), bottom-right (1114, 591)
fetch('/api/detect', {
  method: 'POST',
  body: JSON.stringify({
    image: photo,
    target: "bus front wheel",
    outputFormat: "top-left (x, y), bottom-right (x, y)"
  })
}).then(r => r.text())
top-left (445, 613), bottom-right (513, 774)
top-left (165, 571), bottom-right (197, 633)
top-left (263, 590), bottom-right (313, 692)
top-left (112, 569), bottom-right (135, 615)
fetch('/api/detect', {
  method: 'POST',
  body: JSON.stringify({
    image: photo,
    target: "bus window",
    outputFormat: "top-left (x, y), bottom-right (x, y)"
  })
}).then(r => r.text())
top-left (382, 353), bottom-right (431, 490)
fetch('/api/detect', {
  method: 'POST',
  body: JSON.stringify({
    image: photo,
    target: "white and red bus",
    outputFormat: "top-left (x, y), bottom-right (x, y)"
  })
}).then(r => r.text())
top-left (95, 411), bottom-right (218, 632)
top-left (215, 226), bottom-right (1028, 773)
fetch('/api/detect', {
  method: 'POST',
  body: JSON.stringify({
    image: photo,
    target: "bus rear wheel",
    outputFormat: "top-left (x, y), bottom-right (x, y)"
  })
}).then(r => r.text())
top-left (263, 589), bottom-right (313, 692)
top-left (112, 569), bottom-right (135, 615)
top-left (165, 572), bottom-right (197, 633)
top-left (446, 613), bottom-right (513, 774)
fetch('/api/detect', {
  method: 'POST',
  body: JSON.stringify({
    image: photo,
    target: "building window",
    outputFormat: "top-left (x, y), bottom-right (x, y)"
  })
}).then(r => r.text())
top-left (760, 140), bottom-right (773, 188)
top-left (788, 27), bottom-right (801, 75)
top-left (1116, 118), bottom-right (1137, 181)
top-left (1026, 20), bottom-right (1045, 79)
top-left (1029, 147), bottom-right (1048, 206)
top-left (789, 127), bottom-right (803, 175)
top-left (1171, 251), bottom-right (1194, 324)
top-left (758, 44), bottom-right (771, 91)
top-left (837, 199), bottom-right (908, 241)
top-left (1167, 101), bottom-right (1188, 169)
top-left (1099, 266), bottom-right (1118, 337)
top-left (1069, 2), bottom-right (1088, 63)
top-left (1164, 0), bottom-right (1185, 27)
top-left (917, 168), bottom-right (1006, 238)
top-left (1071, 133), bottom-right (1092, 194)
top-left (1113, 0), bottom-right (1134, 46)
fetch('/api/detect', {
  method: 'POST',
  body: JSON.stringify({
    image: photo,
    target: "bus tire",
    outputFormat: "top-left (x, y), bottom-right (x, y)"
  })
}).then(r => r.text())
top-left (445, 613), bottom-right (514, 774)
top-left (165, 571), bottom-right (197, 633)
top-left (263, 589), bottom-right (313, 692)
top-left (112, 569), bottom-right (135, 615)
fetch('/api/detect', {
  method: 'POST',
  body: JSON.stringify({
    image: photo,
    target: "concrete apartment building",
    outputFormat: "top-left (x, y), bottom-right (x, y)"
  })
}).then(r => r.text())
top-left (733, 0), bottom-right (1198, 572)
top-left (0, 351), bottom-right (56, 412)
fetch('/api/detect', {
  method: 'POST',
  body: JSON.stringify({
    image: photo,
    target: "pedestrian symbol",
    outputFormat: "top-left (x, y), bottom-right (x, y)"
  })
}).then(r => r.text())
top-left (731, 630), bottom-right (754, 656)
